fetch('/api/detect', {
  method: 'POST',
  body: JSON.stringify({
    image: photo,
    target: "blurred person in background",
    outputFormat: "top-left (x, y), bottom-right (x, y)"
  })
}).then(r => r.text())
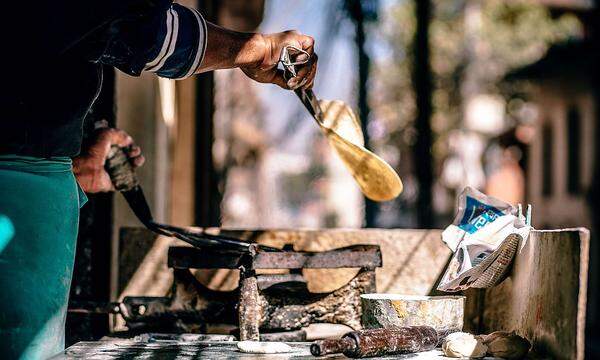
top-left (484, 126), bottom-right (532, 205)
top-left (0, 1), bottom-right (317, 358)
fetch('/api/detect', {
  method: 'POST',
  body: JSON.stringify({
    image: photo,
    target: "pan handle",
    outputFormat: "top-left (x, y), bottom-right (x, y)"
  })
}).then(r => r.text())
top-left (105, 145), bottom-right (157, 229)
top-left (279, 45), bottom-right (324, 124)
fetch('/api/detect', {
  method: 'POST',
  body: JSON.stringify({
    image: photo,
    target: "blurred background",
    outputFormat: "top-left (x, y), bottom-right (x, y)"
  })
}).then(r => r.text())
top-left (67, 0), bottom-right (599, 356)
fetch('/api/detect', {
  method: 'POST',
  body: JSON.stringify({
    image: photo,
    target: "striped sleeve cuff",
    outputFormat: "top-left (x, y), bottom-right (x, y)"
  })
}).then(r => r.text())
top-left (144, 4), bottom-right (207, 79)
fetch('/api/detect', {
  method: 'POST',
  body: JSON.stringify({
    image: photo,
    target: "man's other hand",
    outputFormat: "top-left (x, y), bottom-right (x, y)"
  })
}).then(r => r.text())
top-left (241, 30), bottom-right (318, 90)
top-left (73, 128), bottom-right (145, 193)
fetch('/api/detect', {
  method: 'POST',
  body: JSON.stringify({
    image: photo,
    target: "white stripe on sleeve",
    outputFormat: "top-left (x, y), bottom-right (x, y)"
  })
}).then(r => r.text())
top-left (144, 9), bottom-right (174, 70)
top-left (147, 8), bottom-right (180, 72)
top-left (177, 7), bottom-right (207, 79)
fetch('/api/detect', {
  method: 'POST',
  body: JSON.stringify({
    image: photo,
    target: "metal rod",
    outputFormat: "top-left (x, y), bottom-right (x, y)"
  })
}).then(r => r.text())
top-left (106, 145), bottom-right (280, 253)
top-left (153, 223), bottom-right (280, 252)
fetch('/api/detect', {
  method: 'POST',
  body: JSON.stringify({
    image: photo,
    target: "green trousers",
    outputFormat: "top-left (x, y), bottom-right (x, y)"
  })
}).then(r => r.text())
top-left (0, 156), bottom-right (86, 359)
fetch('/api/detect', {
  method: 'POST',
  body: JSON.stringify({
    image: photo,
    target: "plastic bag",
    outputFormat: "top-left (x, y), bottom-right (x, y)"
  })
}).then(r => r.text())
top-left (437, 187), bottom-right (531, 292)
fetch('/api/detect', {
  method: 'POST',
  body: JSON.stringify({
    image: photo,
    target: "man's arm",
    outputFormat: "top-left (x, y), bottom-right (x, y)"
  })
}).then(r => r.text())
top-left (92, 2), bottom-right (317, 89)
top-left (199, 23), bottom-right (317, 89)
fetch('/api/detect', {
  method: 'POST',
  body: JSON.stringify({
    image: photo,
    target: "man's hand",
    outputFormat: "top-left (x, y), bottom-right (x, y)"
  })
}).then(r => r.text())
top-left (73, 128), bottom-right (145, 193)
top-left (199, 24), bottom-right (318, 90)
top-left (240, 30), bottom-right (318, 90)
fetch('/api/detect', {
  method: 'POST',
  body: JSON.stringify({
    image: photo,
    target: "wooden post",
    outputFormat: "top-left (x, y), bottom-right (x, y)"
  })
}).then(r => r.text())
top-left (413, 0), bottom-right (434, 228)
top-left (194, 0), bottom-right (221, 227)
top-left (345, 0), bottom-right (378, 227)
top-left (586, 8), bottom-right (600, 354)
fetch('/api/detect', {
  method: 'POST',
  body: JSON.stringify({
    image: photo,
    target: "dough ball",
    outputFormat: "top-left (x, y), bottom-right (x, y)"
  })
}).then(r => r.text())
top-left (236, 341), bottom-right (294, 354)
top-left (442, 332), bottom-right (488, 358)
top-left (480, 331), bottom-right (530, 359)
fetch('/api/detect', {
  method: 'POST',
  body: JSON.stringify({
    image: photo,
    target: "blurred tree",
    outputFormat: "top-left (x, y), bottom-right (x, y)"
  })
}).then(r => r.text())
top-left (370, 0), bottom-right (581, 225)
top-left (344, 0), bottom-right (380, 227)
top-left (413, 0), bottom-right (434, 228)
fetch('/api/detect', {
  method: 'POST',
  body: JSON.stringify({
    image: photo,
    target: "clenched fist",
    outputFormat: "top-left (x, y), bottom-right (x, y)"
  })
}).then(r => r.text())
top-left (73, 128), bottom-right (144, 193)
top-left (241, 30), bottom-right (318, 90)
top-left (199, 25), bottom-right (318, 91)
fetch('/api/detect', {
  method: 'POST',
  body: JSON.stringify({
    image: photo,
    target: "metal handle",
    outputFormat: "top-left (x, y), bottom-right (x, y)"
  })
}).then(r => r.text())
top-left (279, 45), bottom-right (311, 79)
top-left (294, 88), bottom-right (323, 124)
top-left (279, 46), bottom-right (324, 124)
top-left (105, 145), bottom-right (156, 227)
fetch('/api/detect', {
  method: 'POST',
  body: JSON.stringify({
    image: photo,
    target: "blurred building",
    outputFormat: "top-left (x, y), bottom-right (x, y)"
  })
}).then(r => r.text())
top-left (508, 0), bottom-right (599, 356)
top-left (511, 42), bottom-right (597, 229)
top-left (507, 2), bottom-right (598, 229)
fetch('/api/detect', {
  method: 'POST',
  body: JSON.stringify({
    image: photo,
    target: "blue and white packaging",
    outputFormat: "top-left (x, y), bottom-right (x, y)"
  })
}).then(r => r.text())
top-left (438, 187), bottom-right (532, 292)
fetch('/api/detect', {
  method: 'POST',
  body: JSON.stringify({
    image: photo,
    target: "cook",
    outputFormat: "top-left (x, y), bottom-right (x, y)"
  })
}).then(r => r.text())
top-left (0, 1), bottom-right (317, 358)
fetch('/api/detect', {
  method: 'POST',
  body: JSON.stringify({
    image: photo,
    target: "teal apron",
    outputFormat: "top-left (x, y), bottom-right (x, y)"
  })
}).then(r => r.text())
top-left (0, 156), bottom-right (87, 359)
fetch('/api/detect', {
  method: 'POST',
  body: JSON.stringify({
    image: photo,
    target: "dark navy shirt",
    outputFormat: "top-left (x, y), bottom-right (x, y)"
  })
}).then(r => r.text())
top-left (0, 0), bottom-right (207, 157)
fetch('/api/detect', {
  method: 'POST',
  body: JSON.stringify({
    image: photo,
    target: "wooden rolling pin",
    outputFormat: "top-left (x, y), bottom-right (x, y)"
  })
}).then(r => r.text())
top-left (310, 326), bottom-right (441, 358)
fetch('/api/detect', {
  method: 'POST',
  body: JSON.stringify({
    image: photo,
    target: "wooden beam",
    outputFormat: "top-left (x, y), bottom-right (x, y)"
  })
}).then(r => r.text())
top-left (413, 0), bottom-right (434, 228)
top-left (194, 0), bottom-right (221, 227)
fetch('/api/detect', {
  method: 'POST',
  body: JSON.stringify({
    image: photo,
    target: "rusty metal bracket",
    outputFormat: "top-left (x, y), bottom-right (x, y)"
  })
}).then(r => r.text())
top-left (85, 243), bottom-right (383, 340)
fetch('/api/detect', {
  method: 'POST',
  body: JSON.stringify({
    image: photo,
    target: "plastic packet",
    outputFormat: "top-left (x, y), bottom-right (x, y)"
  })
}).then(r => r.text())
top-left (437, 187), bottom-right (531, 292)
